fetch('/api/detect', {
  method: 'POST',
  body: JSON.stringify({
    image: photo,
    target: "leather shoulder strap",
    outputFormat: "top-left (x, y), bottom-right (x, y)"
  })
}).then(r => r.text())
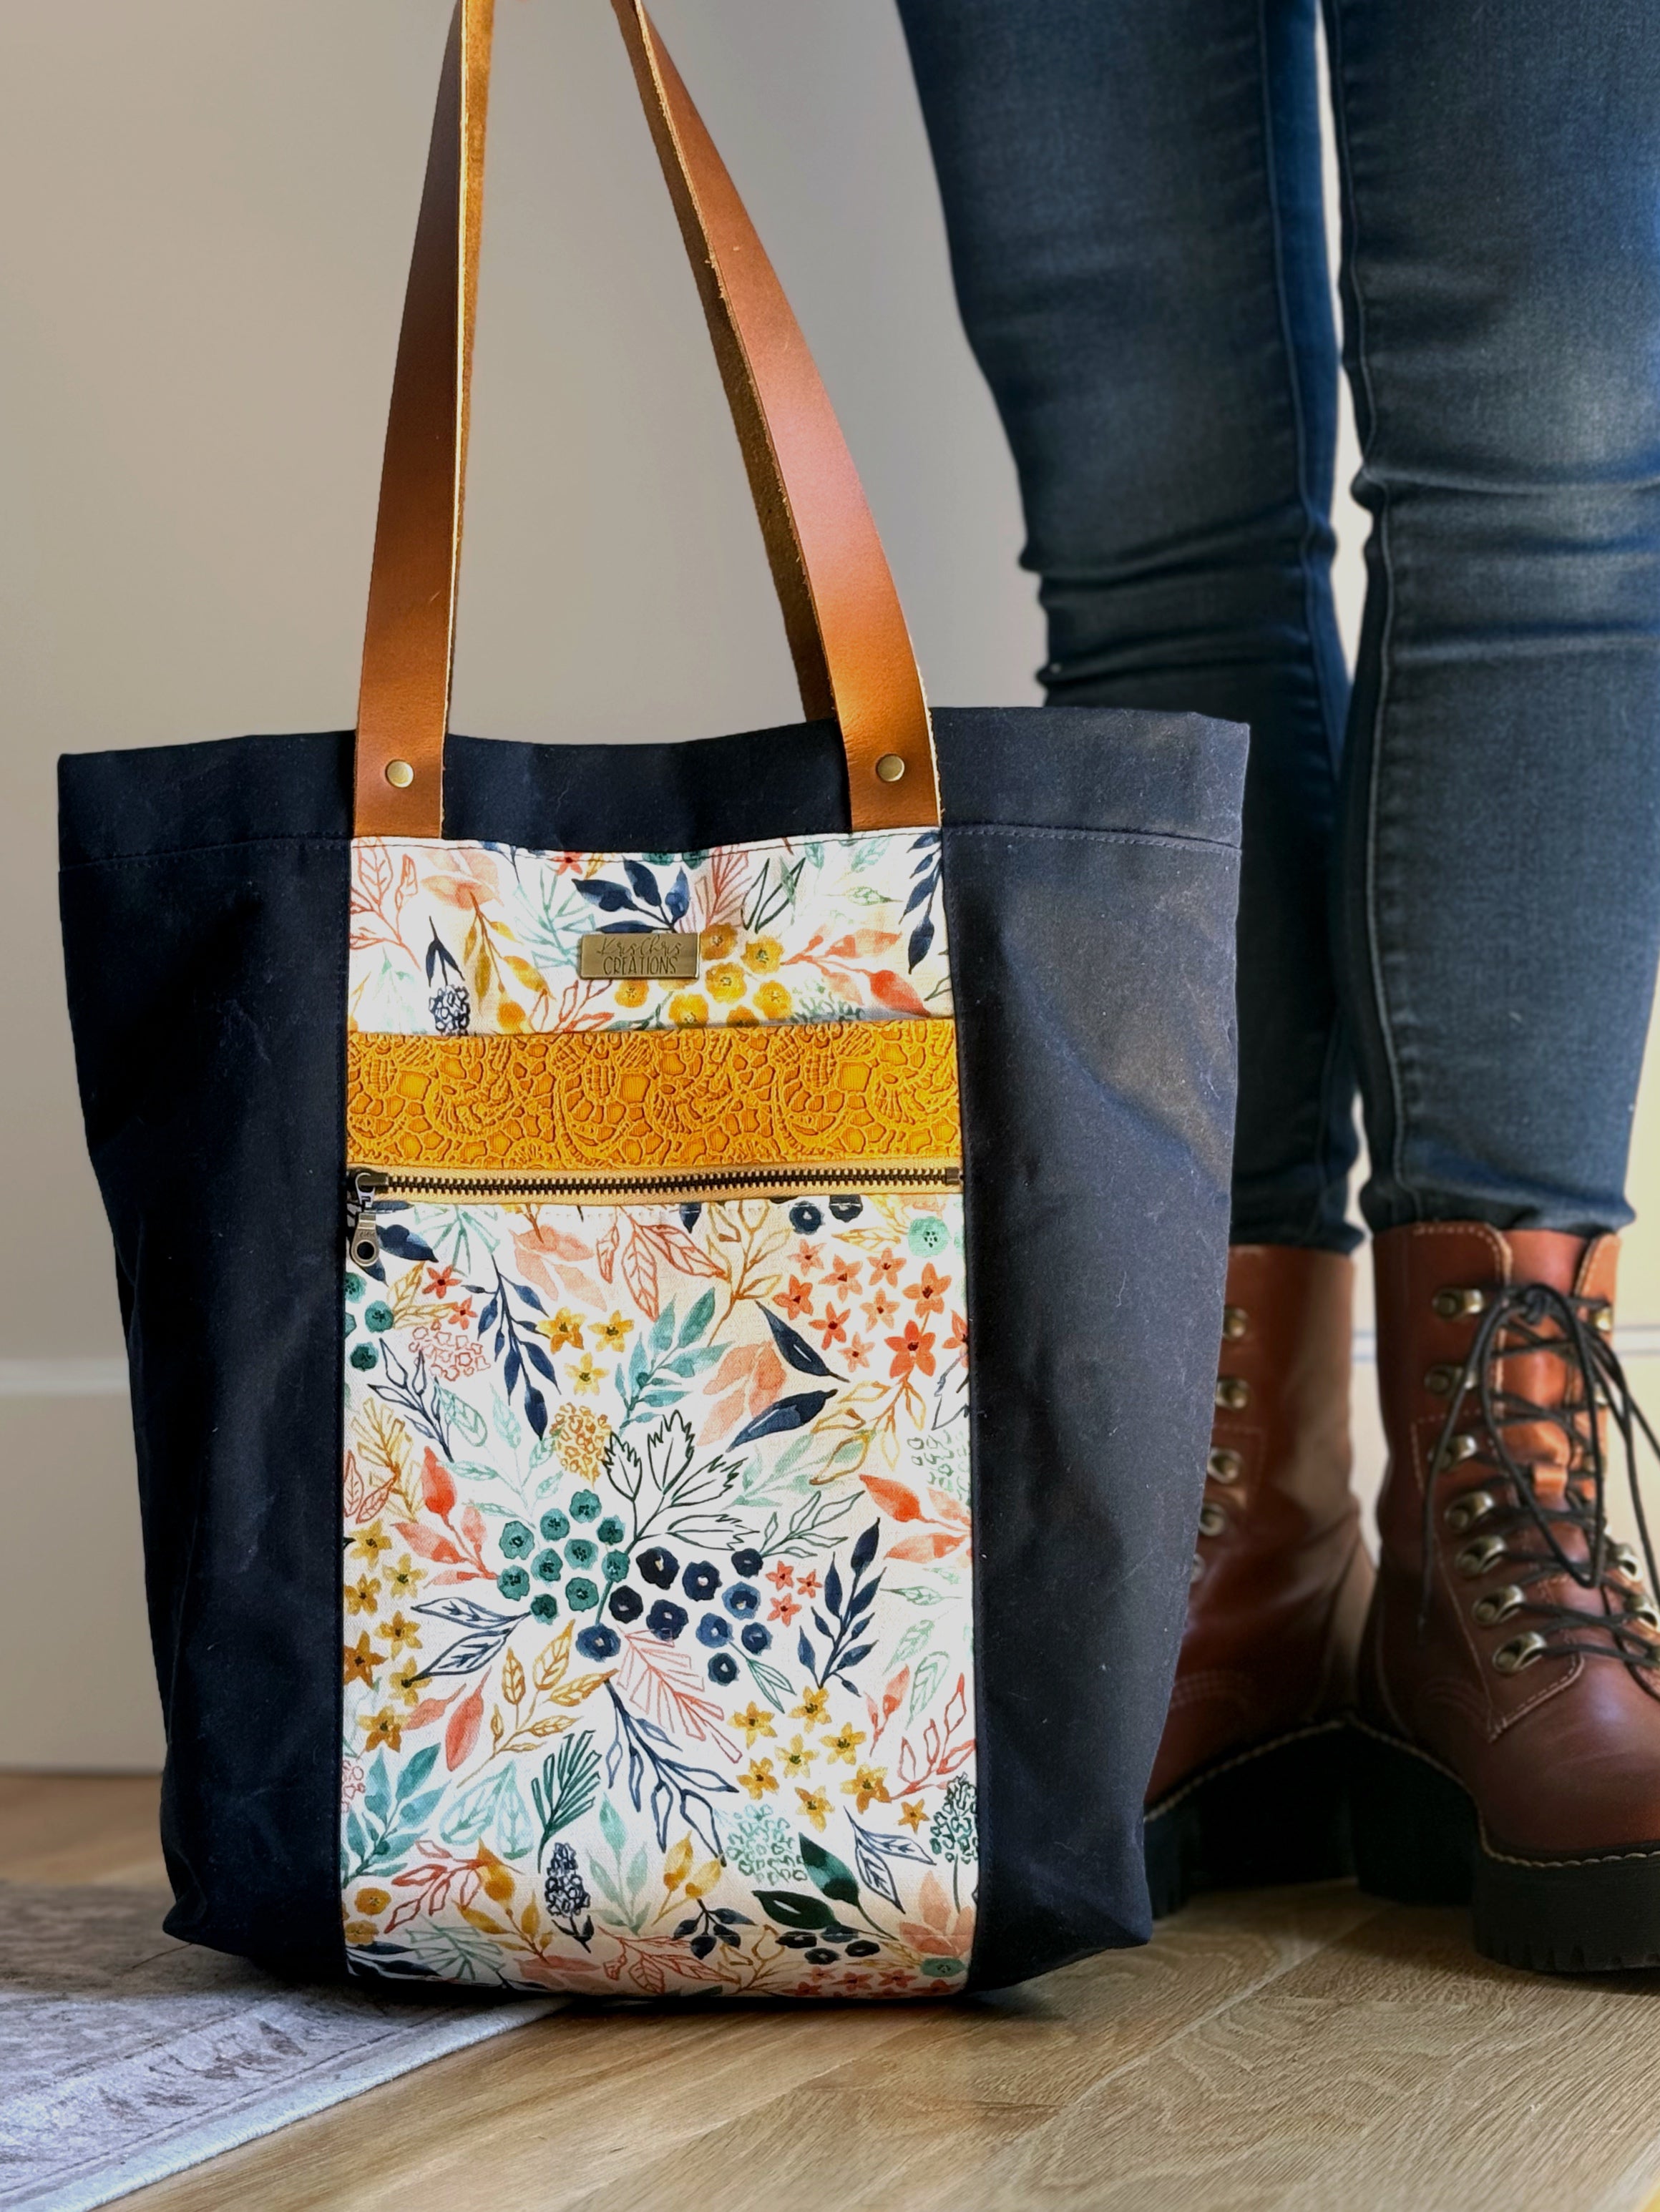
top-left (354, 0), bottom-right (939, 838)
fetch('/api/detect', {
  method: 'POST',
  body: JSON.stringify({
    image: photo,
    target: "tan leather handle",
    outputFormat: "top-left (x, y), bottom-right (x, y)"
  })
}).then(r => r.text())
top-left (354, 0), bottom-right (939, 838)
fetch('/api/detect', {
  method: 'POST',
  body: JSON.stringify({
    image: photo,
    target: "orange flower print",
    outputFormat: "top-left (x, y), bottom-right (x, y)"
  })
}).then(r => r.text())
top-left (769, 1593), bottom-right (800, 1626)
top-left (887, 1319), bottom-right (937, 1379)
top-left (820, 1304), bottom-right (849, 1350)
top-left (909, 1263), bottom-right (951, 1317)
top-left (766, 1561), bottom-right (795, 1590)
top-left (796, 1570), bottom-right (821, 1600)
top-left (869, 1247), bottom-right (904, 1286)
top-left (846, 1335), bottom-right (871, 1372)
top-left (863, 1290), bottom-right (897, 1328)
top-left (948, 1309), bottom-right (968, 1354)
top-left (424, 1264), bottom-right (460, 1296)
top-left (823, 1255), bottom-right (861, 1292)
top-left (777, 1277), bottom-right (814, 1321)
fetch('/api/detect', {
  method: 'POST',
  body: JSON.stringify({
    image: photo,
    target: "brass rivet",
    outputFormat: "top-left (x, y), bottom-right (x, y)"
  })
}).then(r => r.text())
top-left (385, 760), bottom-right (415, 789)
top-left (1221, 1305), bottom-right (1248, 1341)
top-left (874, 754), bottom-right (906, 783)
top-left (1215, 1377), bottom-right (1249, 1411)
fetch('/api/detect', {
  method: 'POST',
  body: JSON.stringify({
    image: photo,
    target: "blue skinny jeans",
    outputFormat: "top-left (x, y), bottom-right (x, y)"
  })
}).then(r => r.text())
top-left (897, 0), bottom-right (1660, 1251)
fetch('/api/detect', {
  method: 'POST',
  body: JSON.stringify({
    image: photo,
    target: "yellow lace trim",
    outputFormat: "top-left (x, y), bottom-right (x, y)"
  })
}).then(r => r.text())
top-left (347, 1020), bottom-right (962, 1172)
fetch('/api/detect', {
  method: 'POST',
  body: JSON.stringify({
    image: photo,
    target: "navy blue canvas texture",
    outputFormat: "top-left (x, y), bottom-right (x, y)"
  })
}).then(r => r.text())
top-left (59, 705), bottom-right (1243, 1987)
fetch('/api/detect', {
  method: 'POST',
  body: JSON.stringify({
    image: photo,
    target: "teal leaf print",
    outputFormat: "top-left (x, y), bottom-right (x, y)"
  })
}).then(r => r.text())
top-left (532, 1729), bottom-right (602, 1861)
top-left (799, 1837), bottom-right (860, 1907)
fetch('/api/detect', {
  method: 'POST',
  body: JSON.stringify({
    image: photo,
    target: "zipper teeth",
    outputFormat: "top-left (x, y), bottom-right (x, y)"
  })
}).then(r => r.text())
top-left (356, 1163), bottom-right (962, 1204)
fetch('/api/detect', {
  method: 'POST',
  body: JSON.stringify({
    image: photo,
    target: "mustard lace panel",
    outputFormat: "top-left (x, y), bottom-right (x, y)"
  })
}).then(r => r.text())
top-left (347, 1019), bottom-right (962, 1173)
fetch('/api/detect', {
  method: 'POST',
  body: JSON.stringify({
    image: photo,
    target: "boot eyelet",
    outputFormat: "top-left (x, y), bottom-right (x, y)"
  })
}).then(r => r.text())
top-left (1473, 1583), bottom-right (1525, 1626)
top-left (1221, 1304), bottom-right (1249, 1341)
top-left (1455, 1535), bottom-right (1508, 1578)
top-left (1425, 1363), bottom-right (1463, 1397)
top-left (1215, 1378), bottom-right (1249, 1411)
top-left (1628, 1600), bottom-right (1660, 1630)
top-left (1609, 1541), bottom-right (1641, 1579)
top-left (1435, 1434), bottom-right (1478, 1472)
top-left (1444, 1489), bottom-right (1496, 1535)
top-left (1493, 1631), bottom-right (1548, 1674)
top-left (1432, 1287), bottom-right (1488, 1319)
top-left (1207, 1447), bottom-right (1242, 1484)
top-left (1197, 1501), bottom-right (1227, 1538)
top-left (1189, 1553), bottom-right (1204, 1585)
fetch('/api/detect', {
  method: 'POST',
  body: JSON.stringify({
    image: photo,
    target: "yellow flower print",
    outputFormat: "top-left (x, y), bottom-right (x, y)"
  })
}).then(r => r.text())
top-left (726, 1006), bottom-right (758, 1026)
top-left (842, 1763), bottom-right (889, 1813)
top-left (362, 1706), bottom-right (403, 1753)
top-left (343, 1632), bottom-right (384, 1688)
top-left (700, 923), bottom-right (737, 959)
top-left (389, 1660), bottom-right (423, 1708)
top-left (343, 1919), bottom-right (379, 1947)
top-left (753, 980), bottom-right (792, 1019)
top-left (663, 1836), bottom-right (694, 1891)
top-left (791, 1685), bottom-right (831, 1725)
top-left (667, 991), bottom-right (709, 1026)
top-left (743, 936), bottom-right (783, 974)
top-left (568, 1352), bottom-right (603, 1394)
top-left (796, 1786), bottom-right (831, 1832)
top-left (595, 1311), bottom-right (634, 1350)
top-left (738, 1758), bottom-right (778, 1800)
top-left (731, 1702), bottom-right (777, 1746)
top-left (538, 1308), bottom-right (584, 1354)
top-left (386, 1553), bottom-right (425, 1599)
top-left (382, 1611), bottom-right (421, 1655)
top-left (354, 1886), bottom-right (391, 1914)
top-left (613, 977), bottom-right (649, 1009)
top-left (346, 1575), bottom-right (381, 1618)
top-left (780, 1733), bottom-right (816, 1778)
top-left (821, 1722), bottom-right (867, 1765)
top-left (550, 1404), bottom-right (612, 1480)
top-left (350, 1520), bottom-right (392, 1562)
top-left (899, 1799), bottom-right (929, 1833)
top-left (707, 961), bottom-right (746, 1002)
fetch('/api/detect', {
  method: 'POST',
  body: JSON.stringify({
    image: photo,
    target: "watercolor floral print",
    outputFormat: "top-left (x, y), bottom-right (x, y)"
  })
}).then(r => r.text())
top-left (348, 828), bottom-right (949, 1036)
top-left (340, 1188), bottom-right (977, 1997)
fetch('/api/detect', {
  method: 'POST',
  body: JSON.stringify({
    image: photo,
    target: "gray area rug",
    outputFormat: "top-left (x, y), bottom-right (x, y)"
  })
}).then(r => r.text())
top-left (0, 1883), bottom-right (557, 2211)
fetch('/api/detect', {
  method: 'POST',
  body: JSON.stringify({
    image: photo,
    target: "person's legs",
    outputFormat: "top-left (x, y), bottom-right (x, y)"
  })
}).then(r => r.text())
top-left (897, 0), bottom-right (1357, 1253)
top-left (1326, 0), bottom-right (1660, 1233)
top-left (1327, 0), bottom-right (1660, 1969)
top-left (897, 0), bottom-right (1372, 1912)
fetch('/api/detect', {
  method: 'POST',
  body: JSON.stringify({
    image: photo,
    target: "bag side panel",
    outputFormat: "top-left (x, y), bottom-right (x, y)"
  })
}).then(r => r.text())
top-left (58, 818), bottom-right (350, 1977)
top-left (943, 822), bottom-right (1241, 1990)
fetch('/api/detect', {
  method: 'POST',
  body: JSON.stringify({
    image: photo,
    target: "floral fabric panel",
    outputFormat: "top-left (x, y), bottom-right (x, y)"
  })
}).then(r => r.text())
top-left (340, 1190), bottom-right (977, 1997)
top-left (348, 829), bottom-right (949, 1035)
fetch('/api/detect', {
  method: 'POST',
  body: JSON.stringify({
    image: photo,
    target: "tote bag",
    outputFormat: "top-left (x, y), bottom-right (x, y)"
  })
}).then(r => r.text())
top-left (59, 0), bottom-right (1246, 1999)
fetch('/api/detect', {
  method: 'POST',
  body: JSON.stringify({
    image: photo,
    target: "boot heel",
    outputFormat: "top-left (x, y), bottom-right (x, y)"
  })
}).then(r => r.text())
top-left (1349, 1724), bottom-right (1476, 1904)
top-left (1146, 1721), bottom-right (1352, 1918)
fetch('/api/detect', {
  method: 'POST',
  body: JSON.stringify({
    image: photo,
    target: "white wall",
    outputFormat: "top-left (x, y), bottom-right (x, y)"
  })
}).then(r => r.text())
top-left (4, 1), bottom-right (1658, 1768)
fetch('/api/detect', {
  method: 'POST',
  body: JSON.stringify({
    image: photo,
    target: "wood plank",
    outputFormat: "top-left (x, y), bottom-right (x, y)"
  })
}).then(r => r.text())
top-left (129, 1885), bottom-right (1375, 2212)
top-left (9, 1778), bottom-right (1660, 2212)
top-left (964, 1900), bottom-right (1660, 2212)
top-left (0, 1771), bottom-right (165, 1885)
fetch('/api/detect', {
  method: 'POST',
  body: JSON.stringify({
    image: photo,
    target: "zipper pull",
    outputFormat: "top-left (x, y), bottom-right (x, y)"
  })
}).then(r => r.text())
top-left (345, 1170), bottom-right (385, 1270)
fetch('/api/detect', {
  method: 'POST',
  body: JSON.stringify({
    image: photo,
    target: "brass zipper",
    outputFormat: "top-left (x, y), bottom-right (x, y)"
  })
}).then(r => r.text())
top-left (344, 1161), bottom-right (961, 1267)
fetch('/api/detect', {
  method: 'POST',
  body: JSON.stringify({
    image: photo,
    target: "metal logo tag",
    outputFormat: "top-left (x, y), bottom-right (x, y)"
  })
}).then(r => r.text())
top-left (577, 931), bottom-right (700, 982)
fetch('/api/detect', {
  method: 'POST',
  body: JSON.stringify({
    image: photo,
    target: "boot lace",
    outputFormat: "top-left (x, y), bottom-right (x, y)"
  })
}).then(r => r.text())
top-left (1421, 1281), bottom-right (1660, 1669)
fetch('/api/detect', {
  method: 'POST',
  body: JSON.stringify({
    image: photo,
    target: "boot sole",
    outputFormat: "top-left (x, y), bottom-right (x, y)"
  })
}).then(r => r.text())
top-left (1144, 1719), bottom-right (1353, 1919)
top-left (1350, 1720), bottom-right (1660, 1972)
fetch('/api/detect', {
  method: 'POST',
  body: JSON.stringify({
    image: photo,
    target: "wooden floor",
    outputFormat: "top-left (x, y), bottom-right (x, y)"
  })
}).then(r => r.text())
top-left (8, 1776), bottom-right (1660, 2212)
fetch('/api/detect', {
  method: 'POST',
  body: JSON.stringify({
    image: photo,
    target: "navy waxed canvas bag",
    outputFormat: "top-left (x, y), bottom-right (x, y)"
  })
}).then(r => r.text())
top-left (58, 0), bottom-right (1244, 1997)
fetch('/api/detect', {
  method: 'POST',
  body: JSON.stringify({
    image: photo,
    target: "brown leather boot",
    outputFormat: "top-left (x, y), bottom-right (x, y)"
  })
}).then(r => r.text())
top-left (1354, 1223), bottom-right (1660, 1970)
top-left (1146, 1245), bottom-right (1373, 1914)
